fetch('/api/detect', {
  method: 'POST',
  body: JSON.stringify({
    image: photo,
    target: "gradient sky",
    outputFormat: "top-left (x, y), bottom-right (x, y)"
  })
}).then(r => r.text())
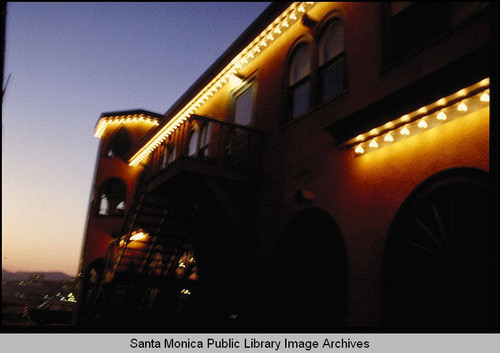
top-left (2, 2), bottom-right (271, 276)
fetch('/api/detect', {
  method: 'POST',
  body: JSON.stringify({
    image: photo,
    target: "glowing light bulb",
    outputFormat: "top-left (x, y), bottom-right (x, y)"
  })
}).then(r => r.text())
top-left (355, 145), bottom-right (365, 154)
top-left (457, 102), bottom-right (468, 112)
top-left (282, 20), bottom-right (289, 28)
top-left (289, 12), bottom-right (297, 20)
top-left (400, 126), bottom-right (410, 135)
top-left (384, 133), bottom-right (394, 142)
top-left (437, 111), bottom-right (447, 121)
top-left (298, 5), bottom-right (306, 12)
top-left (480, 92), bottom-right (489, 102)
top-left (418, 119), bottom-right (428, 128)
top-left (369, 139), bottom-right (378, 148)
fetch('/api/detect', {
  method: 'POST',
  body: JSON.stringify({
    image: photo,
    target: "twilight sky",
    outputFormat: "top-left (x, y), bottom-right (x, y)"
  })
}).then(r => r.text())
top-left (2, 2), bottom-right (271, 276)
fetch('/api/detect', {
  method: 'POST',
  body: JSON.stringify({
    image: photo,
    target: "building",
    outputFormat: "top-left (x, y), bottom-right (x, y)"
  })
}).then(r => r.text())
top-left (77, 2), bottom-right (496, 331)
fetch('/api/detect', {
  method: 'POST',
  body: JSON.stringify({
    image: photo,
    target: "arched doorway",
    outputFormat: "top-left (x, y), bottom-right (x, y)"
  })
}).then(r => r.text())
top-left (383, 168), bottom-right (497, 331)
top-left (271, 208), bottom-right (347, 330)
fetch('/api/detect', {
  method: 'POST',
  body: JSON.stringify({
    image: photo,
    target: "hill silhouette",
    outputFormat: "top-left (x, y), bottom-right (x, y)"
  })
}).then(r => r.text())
top-left (2, 269), bottom-right (74, 281)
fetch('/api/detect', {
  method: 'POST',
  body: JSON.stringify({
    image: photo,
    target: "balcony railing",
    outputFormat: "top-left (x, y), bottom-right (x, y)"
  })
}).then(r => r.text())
top-left (142, 115), bottom-right (263, 184)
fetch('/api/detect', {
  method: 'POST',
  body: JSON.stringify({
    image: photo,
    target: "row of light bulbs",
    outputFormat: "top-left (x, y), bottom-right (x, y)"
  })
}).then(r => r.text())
top-left (353, 84), bottom-right (490, 155)
top-left (94, 114), bottom-right (160, 138)
top-left (129, 2), bottom-right (317, 167)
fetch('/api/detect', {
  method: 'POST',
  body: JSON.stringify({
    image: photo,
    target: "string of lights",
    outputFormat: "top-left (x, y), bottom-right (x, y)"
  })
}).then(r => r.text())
top-left (350, 78), bottom-right (490, 156)
top-left (128, 2), bottom-right (317, 167)
top-left (94, 114), bottom-right (160, 138)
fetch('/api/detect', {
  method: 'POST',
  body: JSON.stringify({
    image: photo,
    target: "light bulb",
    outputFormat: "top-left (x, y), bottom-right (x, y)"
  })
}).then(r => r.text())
top-left (401, 126), bottom-right (410, 135)
top-left (457, 102), bottom-right (468, 112)
top-left (355, 145), bottom-right (365, 154)
top-left (384, 133), bottom-right (394, 142)
top-left (437, 111), bottom-right (447, 121)
top-left (480, 92), bottom-right (489, 102)
top-left (369, 139), bottom-right (378, 148)
top-left (418, 119), bottom-right (428, 128)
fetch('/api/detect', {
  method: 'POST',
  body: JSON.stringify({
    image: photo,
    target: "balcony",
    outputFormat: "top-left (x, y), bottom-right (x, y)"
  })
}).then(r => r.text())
top-left (142, 115), bottom-right (263, 191)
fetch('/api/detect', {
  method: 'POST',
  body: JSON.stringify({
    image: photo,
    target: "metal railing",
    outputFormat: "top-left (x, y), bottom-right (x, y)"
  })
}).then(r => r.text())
top-left (143, 115), bottom-right (263, 182)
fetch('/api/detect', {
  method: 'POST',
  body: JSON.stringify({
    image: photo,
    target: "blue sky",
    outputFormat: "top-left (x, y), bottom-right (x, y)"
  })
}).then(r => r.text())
top-left (2, 2), bottom-right (271, 276)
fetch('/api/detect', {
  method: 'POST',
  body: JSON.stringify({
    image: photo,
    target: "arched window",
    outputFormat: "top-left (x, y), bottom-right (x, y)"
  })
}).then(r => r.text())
top-left (318, 17), bottom-right (346, 102)
top-left (383, 168), bottom-right (496, 331)
top-left (106, 128), bottom-right (132, 160)
top-left (97, 178), bottom-right (127, 216)
top-left (187, 128), bottom-right (199, 157)
top-left (200, 122), bottom-right (212, 157)
top-left (287, 42), bottom-right (312, 120)
top-left (160, 144), bottom-right (168, 170)
top-left (167, 144), bottom-right (177, 165)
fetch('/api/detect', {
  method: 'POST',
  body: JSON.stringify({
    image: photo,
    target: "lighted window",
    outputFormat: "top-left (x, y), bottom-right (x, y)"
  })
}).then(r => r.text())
top-left (106, 128), bottom-right (132, 160)
top-left (288, 42), bottom-right (311, 120)
top-left (160, 144), bottom-right (168, 170)
top-left (234, 84), bottom-right (255, 126)
top-left (167, 144), bottom-right (177, 164)
top-left (187, 129), bottom-right (199, 157)
top-left (318, 18), bottom-right (346, 102)
top-left (97, 178), bottom-right (126, 216)
top-left (200, 122), bottom-right (212, 157)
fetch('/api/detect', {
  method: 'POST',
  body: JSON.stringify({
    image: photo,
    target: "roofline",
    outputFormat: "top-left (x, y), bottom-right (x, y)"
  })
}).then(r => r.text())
top-left (100, 109), bottom-right (164, 120)
top-left (130, 2), bottom-right (292, 157)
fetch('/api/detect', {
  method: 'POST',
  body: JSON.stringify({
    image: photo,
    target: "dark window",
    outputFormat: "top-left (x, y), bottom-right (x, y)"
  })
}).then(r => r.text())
top-left (288, 43), bottom-right (311, 120)
top-left (97, 178), bottom-right (127, 216)
top-left (387, 2), bottom-right (451, 63)
top-left (106, 128), bottom-right (132, 160)
top-left (318, 18), bottom-right (346, 102)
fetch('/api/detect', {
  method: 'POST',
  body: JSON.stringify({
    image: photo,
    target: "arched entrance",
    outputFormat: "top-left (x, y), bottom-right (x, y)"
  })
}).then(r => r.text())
top-left (271, 208), bottom-right (347, 330)
top-left (383, 168), bottom-right (497, 331)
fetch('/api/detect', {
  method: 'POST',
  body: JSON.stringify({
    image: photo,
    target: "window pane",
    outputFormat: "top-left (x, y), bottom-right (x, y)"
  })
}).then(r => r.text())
top-left (234, 86), bottom-right (254, 126)
top-left (168, 146), bottom-right (177, 164)
top-left (201, 123), bottom-right (212, 157)
top-left (188, 130), bottom-right (199, 157)
top-left (292, 80), bottom-right (310, 119)
top-left (319, 20), bottom-right (344, 66)
top-left (321, 56), bottom-right (346, 102)
top-left (289, 44), bottom-right (311, 85)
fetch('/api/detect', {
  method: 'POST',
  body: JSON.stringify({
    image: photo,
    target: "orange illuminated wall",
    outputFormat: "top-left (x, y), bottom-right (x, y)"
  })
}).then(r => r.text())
top-left (79, 113), bottom-right (161, 273)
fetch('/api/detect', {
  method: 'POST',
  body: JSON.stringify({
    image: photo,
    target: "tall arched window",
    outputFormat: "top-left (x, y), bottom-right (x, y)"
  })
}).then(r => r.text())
top-left (318, 17), bottom-right (346, 102)
top-left (187, 128), bottom-right (199, 157)
top-left (200, 122), bottom-right (212, 157)
top-left (97, 178), bottom-right (127, 216)
top-left (288, 42), bottom-right (312, 120)
top-left (160, 144), bottom-right (168, 170)
top-left (106, 128), bottom-right (132, 160)
top-left (167, 144), bottom-right (177, 165)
